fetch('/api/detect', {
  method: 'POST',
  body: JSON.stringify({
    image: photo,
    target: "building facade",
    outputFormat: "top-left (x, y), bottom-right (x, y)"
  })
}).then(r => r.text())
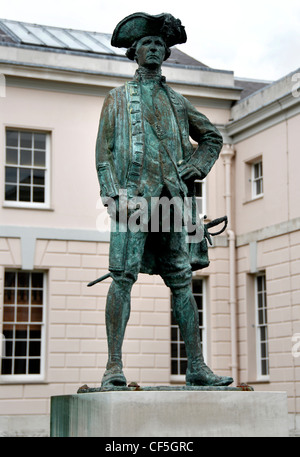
top-left (0, 19), bottom-right (299, 436)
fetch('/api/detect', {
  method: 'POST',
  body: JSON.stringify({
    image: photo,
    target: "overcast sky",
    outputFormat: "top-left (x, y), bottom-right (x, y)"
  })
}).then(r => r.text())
top-left (1, 0), bottom-right (300, 81)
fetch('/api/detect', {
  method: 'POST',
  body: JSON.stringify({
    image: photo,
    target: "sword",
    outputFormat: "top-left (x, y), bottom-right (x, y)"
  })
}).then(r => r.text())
top-left (204, 215), bottom-right (228, 245)
top-left (87, 272), bottom-right (112, 287)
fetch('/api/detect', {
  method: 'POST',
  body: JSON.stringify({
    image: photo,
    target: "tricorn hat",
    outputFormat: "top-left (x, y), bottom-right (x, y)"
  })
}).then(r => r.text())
top-left (111, 12), bottom-right (187, 52)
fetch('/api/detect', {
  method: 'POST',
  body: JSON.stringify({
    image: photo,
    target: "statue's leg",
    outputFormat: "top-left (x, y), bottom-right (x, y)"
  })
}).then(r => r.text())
top-left (101, 224), bottom-right (148, 388)
top-left (101, 273), bottom-right (134, 387)
top-left (157, 199), bottom-right (233, 386)
top-left (171, 283), bottom-right (233, 386)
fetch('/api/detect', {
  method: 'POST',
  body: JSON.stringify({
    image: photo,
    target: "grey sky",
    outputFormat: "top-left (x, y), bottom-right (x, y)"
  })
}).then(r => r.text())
top-left (1, 0), bottom-right (300, 81)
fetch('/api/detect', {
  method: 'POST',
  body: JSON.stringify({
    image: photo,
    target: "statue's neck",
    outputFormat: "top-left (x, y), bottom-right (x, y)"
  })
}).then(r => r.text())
top-left (134, 67), bottom-right (165, 82)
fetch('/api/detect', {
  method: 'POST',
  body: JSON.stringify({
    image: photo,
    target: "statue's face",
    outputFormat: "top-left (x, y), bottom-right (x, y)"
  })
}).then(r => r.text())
top-left (135, 36), bottom-right (166, 69)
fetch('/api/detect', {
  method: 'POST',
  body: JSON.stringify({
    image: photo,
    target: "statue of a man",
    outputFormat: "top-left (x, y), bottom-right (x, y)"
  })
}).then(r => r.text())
top-left (96, 13), bottom-right (233, 388)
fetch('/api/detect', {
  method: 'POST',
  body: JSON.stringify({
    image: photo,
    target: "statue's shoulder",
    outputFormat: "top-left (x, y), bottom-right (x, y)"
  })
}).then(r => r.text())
top-left (164, 84), bottom-right (187, 108)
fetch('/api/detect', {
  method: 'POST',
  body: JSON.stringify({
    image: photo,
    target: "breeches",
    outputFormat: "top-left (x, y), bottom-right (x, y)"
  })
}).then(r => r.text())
top-left (109, 215), bottom-right (192, 290)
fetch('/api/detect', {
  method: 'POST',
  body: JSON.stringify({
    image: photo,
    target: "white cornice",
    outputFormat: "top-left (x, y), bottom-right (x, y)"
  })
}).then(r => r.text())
top-left (0, 62), bottom-right (242, 106)
top-left (226, 91), bottom-right (300, 143)
top-left (0, 44), bottom-right (241, 103)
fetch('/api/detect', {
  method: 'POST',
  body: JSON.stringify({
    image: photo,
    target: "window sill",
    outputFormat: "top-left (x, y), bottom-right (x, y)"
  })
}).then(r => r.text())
top-left (0, 375), bottom-right (46, 384)
top-left (243, 195), bottom-right (264, 205)
top-left (247, 377), bottom-right (270, 384)
top-left (3, 203), bottom-right (54, 211)
top-left (170, 375), bottom-right (185, 384)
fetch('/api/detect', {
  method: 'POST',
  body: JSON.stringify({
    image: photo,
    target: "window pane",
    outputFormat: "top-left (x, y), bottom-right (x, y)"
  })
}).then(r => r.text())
top-left (34, 133), bottom-right (46, 150)
top-left (254, 163), bottom-right (260, 178)
top-left (257, 276), bottom-right (263, 291)
top-left (3, 328), bottom-right (14, 339)
top-left (198, 309), bottom-right (203, 327)
top-left (19, 168), bottom-right (31, 184)
top-left (171, 343), bottom-right (178, 358)
top-left (180, 359), bottom-right (187, 374)
top-left (5, 340), bottom-right (13, 357)
top-left (6, 148), bottom-right (18, 164)
top-left (29, 340), bottom-right (41, 356)
top-left (20, 149), bottom-right (32, 165)
top-left (192, 280), bottom-right (203, 294)
top-left (3, 306), bottom-right (15, 322)
top-left (14, 358), bottom-right (26, 374)
top-left (257, 292), bottom-right (264, 309)
top-left (5, 272), bottom-right (15, 288)
top-left (33, 169), bottom-right (45, 185)
top-left (19, 186), bottom-right (31, 202)
top-left (171, 327), bottom-right (178, 342)
top-left (171, 360), bottom-right (178, 375)
top-left (33, 186), bottom-right (45, 203)
top-left (1, 358), bottom-right (12, 375)
top-left (4, 289), bottom-right (15, 304)
top-left (258, 309), bottom-right (264, 325)
top-left (31, 307), bottom-right (43, 322)
top-left (29, 358), bottom-right (40, 374)
top-left (20, 132), bottom-right (32, 148)
top-left (261, 342), bottom-right (267, 358)
top-left (29, 327), bottom-right (41, 340)
top-left (34, 150), bottom-right (46, 167)
top-left (261, 359), bottom-right (268, 376)
top-left (6, 130), bottom-right (18, 147)
top-left (5, 185), bottom-right (17, 201)
top-left (194, 181), bottom-right (203, 197)
top-left (15, 326), bottom-right (28, 339)
top-left (180, 343), bottom-right (187, 358)
top-left (32, 273), bottom-right (43, 288)
top-left (17, 306), bottom-right (29, 322)
top-left (17, 289), bottom-right (29, 304)
top-left (31, 289), bottom-right (43, 305)
top-left (18, 272), bottom-right (30, 288)
top-left (15, 340), bottom-right (27, 356)
top-left (260, 326), bottom-right (266, 342)
top-left (5, 167), bottom-right (17, 183)
top-left (256, 180), bottom-right (262, 195)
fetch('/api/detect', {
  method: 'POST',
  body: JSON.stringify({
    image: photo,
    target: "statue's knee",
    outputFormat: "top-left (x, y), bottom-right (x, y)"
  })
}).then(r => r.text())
top-left (110, 271), bottom-right (135, 291)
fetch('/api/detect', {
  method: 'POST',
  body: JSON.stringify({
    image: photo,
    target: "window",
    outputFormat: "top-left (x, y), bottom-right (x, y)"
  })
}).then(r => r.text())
top-left (1, 271), bottom-right (45, 381)
top-left (194, 179), bottom-right (206, 217)
top-left (4, 130), bottom-right (50, 208)
top-left (170, 278), bottom-right (206, 379)
top-left (252, 160), bottom-right (263, 198)
top-left (255, 274), bottom-right (269, 378)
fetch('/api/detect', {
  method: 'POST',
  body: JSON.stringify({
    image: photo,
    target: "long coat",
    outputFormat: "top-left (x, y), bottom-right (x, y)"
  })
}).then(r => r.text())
top-left (95, 78), bottom-right (223, 274)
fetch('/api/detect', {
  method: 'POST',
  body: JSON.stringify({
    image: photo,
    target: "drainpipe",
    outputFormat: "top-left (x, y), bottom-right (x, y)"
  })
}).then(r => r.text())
top-left (220, 144), bottom-right (238, 384)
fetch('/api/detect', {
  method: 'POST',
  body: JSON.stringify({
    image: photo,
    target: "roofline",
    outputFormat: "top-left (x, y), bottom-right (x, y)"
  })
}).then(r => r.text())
top-left (0, 57), bottom-right (241, 93)
top-left (0, 40), bottom-right (234, 74)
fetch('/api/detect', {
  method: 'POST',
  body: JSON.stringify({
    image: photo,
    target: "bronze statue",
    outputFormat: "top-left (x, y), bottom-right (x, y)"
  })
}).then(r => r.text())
top-left (94, 13), bottom-right (233, 388)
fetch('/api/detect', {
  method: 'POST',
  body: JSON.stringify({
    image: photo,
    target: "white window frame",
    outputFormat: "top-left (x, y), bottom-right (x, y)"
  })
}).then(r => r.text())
top-left (255, 273), bottom-right (269, 380)
top-left (170, 278), bottom-right (207, 382)
top-left (251, 160), bottom-right (263, 199)
top-left (0, 270), bottom-right (46, 383)
top-left (3, 129), bottom-right (50, 209)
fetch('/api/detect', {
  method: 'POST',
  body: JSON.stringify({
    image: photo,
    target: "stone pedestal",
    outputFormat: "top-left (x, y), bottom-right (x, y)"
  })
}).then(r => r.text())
top-left (50, 388), bottom-right (289, 437)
